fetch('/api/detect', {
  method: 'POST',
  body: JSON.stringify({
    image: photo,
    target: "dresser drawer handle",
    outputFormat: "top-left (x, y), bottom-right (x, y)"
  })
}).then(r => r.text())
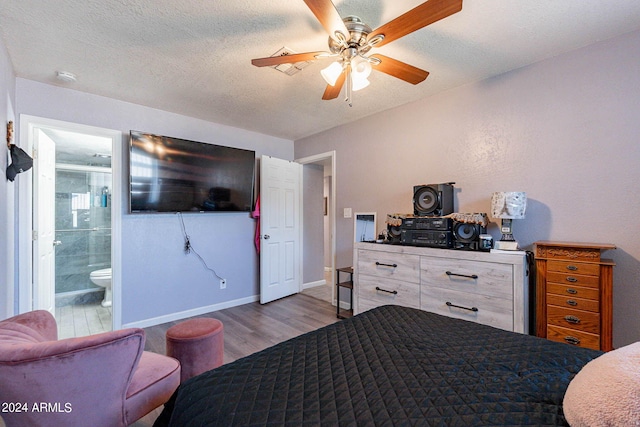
top-left (446, 271), bottom-right (478, 280)
top-left (566, 288), bottom-right (578, 295)
top-left (375, 262), bottom-right (398, 268)
top-left (566, 265), bottom-right (578, 271)
top-left (566, 299), bottom-right (578, 306)
top-left (566, 276), bottom-right (578, 283)
top-left (564, 315), bottom-right (581, 324)
top-left (375, 286), bottom-right (398, 295)
top-left (564, 336), bottom-right (581, 345)
top-left (446, 301), bottom-right (479, 312)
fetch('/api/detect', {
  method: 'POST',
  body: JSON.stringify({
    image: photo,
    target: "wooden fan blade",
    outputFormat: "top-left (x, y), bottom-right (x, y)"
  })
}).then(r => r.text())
top-left (304, 0), bottom-right (349, 41)
top-left (370, 55), bottom-right (429, 85)
top-left (322, 71), bottom-right (346, 100)
top-left (368, 0), bottom-right (462, 47)
top-left (251, 51), bottom-right (327, 67)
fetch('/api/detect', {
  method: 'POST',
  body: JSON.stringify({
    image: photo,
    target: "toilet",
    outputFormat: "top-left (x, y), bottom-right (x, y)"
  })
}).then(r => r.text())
top-left (90, 268), bottom-right (112, 307)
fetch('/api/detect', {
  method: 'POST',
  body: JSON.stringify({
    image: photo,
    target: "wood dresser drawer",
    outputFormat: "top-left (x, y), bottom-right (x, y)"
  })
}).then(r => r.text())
top-left (547, 305), bottom-right (599, 334)
top-left (420, 257), bottom-right (514, 300)
top-left (547, 325), bottom-right (600, 350)
top-left (546, 271), bottom-right (600, 288)
top-left (546, 283), bottom-right (599, 301)
top-left (357, 275), bottom-right (420, 312)
top-left (546, 294), bottom-right (599, 312)
top-left (421, 286), bottom-right (513, 331)
top-left (547, 260), bottom-right (600, 276)
top-left (357, 250), bottom-right (420, 284)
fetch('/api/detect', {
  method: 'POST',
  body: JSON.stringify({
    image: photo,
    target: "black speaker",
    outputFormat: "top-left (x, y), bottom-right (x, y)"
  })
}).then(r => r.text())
top-left (413, 183), bottom-right (454, 216)
top-left (453, 221), bottom-right (486, 251)
top-left (386, 223), bottom-right (402, 244)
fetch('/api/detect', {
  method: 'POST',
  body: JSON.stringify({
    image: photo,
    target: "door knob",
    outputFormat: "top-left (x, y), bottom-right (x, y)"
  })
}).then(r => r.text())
top-left (53, 240), bottom-right (62, 246)
top-left (263, 234), bottom-right (270, 240)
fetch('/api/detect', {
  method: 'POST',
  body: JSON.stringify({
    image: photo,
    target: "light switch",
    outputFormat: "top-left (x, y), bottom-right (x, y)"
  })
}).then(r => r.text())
top-left (343, 208), bottom-right (352, 218)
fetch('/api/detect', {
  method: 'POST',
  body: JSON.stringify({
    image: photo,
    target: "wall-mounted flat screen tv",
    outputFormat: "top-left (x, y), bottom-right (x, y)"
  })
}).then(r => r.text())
top-left (129, 131), bottom-right (255, 213)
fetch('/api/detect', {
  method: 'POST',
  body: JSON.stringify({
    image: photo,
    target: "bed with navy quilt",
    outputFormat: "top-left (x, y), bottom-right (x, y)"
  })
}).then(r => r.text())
top-left (154, 304), bottom-right (601, 426)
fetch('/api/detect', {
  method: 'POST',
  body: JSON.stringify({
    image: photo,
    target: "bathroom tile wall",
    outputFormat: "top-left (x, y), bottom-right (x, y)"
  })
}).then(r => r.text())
top-left (55, 169), bottom-right (111, 299)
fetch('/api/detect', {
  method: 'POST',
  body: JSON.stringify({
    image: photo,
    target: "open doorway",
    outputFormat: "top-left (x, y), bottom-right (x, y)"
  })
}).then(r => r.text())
top-left (19, 116), bottom-right (122, 338)
top-left (297, 151), bottom-right (336, 306)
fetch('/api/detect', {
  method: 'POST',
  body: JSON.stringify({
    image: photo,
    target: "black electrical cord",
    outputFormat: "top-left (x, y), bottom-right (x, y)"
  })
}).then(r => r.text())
top-left (525, 250), bottom-right (536, 335)
top-left (176, 212), bottom-right (224, 281)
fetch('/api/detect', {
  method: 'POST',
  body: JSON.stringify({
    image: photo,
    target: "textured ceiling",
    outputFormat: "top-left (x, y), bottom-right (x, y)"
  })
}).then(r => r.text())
top-left (2, 1), bottom-right (640, 141)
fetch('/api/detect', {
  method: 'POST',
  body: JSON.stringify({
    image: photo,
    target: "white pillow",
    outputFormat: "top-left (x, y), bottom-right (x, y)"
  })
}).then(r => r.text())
top-left (564, 342), bottom-right (640, 426)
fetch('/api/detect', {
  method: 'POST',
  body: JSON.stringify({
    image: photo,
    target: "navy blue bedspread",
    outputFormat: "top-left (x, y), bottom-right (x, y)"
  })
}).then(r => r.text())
top-left (155, 305), bottom-right (601, 426)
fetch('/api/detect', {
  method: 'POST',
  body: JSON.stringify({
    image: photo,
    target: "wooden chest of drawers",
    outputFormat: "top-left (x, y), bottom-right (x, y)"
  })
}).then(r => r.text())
top-left (354, 242), bottom-right (529, 333)
top-left (534, 241), bottom-right (616, 351)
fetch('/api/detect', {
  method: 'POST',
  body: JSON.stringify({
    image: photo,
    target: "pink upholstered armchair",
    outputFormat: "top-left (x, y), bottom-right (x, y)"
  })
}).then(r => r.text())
top-left (0, 310), bottom-right (180, 427)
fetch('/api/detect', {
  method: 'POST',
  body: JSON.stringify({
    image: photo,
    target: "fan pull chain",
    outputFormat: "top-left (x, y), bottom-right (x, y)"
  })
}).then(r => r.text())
top-left (345, 63), bottom-right (353, 107)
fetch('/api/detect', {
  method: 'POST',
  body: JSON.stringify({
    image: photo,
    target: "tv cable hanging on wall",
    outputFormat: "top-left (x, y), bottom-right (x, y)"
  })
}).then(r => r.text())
top-left (176, 212), bottom-right (226, 288)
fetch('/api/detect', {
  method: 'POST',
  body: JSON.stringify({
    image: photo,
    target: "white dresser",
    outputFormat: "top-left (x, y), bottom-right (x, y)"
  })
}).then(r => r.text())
top-left (354, 242), bottom-right (529, 333)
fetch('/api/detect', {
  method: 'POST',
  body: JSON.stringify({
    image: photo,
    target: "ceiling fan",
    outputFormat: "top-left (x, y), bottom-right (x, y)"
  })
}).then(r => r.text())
top-left (251, 0), bottom-right (463, 105)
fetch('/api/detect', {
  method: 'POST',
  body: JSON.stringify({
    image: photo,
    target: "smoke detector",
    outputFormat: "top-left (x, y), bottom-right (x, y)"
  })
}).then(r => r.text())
top-left (56, 71), bottom-right (77, 83)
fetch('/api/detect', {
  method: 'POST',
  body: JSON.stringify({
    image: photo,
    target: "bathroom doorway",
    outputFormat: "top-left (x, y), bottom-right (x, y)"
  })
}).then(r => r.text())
top-left (23, 117), bottom-right (121, 339)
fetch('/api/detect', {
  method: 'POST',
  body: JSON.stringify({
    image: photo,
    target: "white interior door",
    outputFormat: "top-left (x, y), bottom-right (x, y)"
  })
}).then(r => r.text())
top-left (33, 130), bottom-right (56, 314)
top-left (260, 155), bottom-right (302, 304)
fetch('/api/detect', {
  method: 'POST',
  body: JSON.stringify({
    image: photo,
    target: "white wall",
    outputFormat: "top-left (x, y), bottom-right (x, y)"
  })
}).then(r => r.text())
top-left (295, 30), bottom-right (640, 348)
top-left (0, 36), bottom-right (16, 319)
top-left (14, 79), bottom-right (293, 326)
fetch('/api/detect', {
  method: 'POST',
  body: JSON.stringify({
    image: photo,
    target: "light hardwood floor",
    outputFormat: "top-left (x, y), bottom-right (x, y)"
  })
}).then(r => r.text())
top-left (132, 292), bottom-right (338, 426)
top-left (55, 303), bottom-right (112, 339)
top-left (301, 281), bottom-right (332, 304)
top-left (300, 269), bottom-right (335, 304)
top-left (56, 271), bottom-right (334, 341)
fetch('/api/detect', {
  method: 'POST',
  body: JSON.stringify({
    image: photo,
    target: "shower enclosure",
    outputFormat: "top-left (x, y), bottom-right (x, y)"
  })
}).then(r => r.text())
top-left (54, 165), bottom-right (111, 305)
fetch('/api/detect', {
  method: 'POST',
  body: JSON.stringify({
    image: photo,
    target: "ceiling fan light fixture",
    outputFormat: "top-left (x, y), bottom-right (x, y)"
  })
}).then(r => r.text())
top-left (252, 0), bottom-right (462, 103)
top-left (321, 61), bottom-right (343, 86)
top-left (351, 76), bottom-right (370, 91)
top-left (352, 57), bottom-right (372, 78)
top-left (351, 57), bottom-right (372, 91)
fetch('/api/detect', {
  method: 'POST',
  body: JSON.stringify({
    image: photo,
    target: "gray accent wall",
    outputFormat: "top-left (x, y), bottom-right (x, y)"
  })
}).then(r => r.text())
top-left (13, 78), bottom-right (293, 326)
top-left (324, 176), bottom-right (332, 268)
top-left (295, 30), bottom-right (640, 349)
top-left (302, 163), bottom-right (324, 285)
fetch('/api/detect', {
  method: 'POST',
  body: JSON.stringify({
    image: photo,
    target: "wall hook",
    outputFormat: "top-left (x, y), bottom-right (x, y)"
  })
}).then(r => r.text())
top-left (6, 120), bottom-right (13, 148)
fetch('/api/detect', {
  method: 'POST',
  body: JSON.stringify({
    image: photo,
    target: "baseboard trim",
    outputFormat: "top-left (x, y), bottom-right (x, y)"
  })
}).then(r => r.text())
top-left (337, 300), bottom-right (351, 310)
top-left (122, 295), bottom-right (259, 329)
top-left (302, 279), bottom-right (327, 290)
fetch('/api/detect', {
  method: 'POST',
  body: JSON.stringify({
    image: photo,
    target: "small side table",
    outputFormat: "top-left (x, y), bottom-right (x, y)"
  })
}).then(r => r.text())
top-left (336, 267), bottom-right (354, 319)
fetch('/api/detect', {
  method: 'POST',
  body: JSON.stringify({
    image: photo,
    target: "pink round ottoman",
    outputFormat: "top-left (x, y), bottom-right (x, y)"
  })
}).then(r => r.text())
top-left (166, 318), bottom-right (224, 383)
